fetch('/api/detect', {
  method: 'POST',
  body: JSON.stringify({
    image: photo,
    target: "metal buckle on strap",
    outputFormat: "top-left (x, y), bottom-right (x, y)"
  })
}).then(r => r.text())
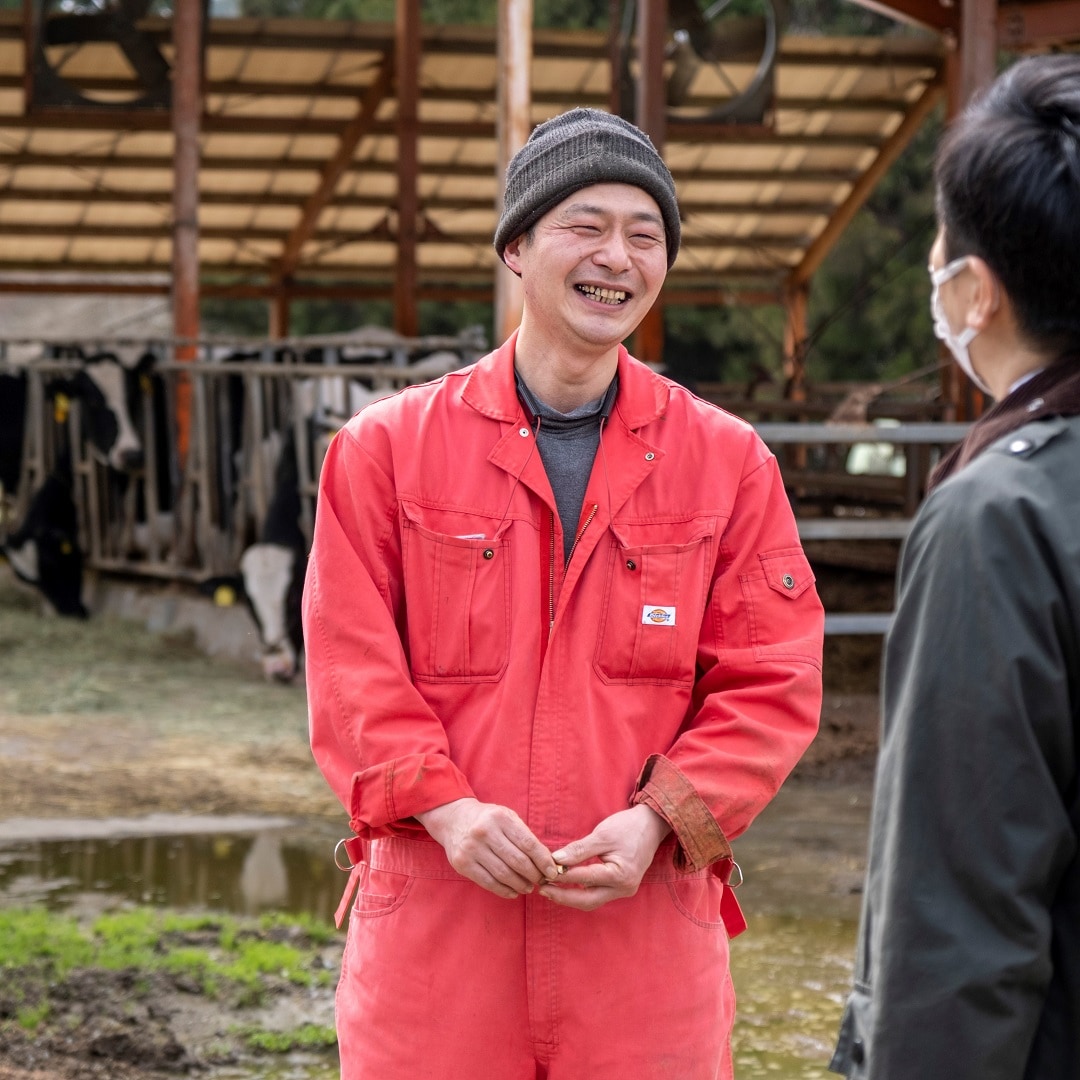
top-left (334, 837), bottom-right (355, 872)
top-left (714, 856), bottom-right (743, 889)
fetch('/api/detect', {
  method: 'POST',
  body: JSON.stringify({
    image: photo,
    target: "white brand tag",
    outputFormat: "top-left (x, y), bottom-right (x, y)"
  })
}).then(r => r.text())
top-left (641, 605), bottom-right (676, 626)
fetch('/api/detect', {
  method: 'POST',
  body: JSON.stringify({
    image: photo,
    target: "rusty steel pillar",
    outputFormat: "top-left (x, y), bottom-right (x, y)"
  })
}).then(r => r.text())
top-left (940, 0), bottom-right (997, 418)
top-left (959, 0), bottom-right (999, 109)
top-left (634, 0), bottom-right (668, 365)
top-left (394, 0), bottom-right (421, 338)
top-left (171, 0), bottom-right (202, 461)
top-left (783, 282), bottom-right (809, 469)
top-left (269, 291), bottom-right (290, 339)
top-left (494, 0), bottom-right (532, 346)
top-left (782, 282), bottom-right (809, 402)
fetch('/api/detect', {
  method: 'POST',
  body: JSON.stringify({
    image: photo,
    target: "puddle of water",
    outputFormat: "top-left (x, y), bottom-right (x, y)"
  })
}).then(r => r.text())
top-left (0, 816), bottom-right (348, 923)
top-left (731, 914), bottom-right (856, 1079)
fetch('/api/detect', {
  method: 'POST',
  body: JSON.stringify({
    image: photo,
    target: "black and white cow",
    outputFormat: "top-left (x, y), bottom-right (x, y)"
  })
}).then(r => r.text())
top-left (239, 427), bottom-right (307, 682)
top-left (1, 350), bottom-right (157, 616)
top-left (0, 369), bottom-right (27, 501)
top-left (3, 456), bottom-right (88, 618)
top-left (206, 425), bottom-right (307, 682)
top-left (48, 349), bottom-right (156, 474)
top-left (203, 338), bottom-right (470, 681)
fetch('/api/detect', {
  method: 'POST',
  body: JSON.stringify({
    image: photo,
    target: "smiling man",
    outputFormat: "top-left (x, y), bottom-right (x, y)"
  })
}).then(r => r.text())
top-left (304, 107), bottom-right (824, 1080)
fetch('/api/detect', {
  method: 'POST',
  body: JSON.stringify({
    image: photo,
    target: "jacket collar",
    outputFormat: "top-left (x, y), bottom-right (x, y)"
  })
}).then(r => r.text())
top-left (462, 329), bottom-right (671, 430)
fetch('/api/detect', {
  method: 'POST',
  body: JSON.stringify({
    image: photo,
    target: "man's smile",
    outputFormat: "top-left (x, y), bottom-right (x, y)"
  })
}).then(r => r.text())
top-left (576, 283), bottom-right (629, 305)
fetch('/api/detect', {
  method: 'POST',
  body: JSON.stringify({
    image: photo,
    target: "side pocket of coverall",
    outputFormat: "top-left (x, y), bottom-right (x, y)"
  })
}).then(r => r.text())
top-left (666, 870), bottom-right (729, 930)
top-left (594, 527), bottom-right (713, 685)
top-left (738, 547), bottom-right (820, 664)
top-left (400, 509), bottom-right (511, 681)
top-left (351, 862), bottom-right (414, 919)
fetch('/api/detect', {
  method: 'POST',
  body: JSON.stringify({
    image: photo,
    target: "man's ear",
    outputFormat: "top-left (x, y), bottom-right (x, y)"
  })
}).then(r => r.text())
top-left (501, 236), bottom-right (525, 278)
top-left (965, 255), bottom-right (1002, 331)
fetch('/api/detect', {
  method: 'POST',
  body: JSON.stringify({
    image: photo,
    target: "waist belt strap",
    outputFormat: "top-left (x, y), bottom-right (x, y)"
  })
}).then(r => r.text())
top-left (333, 836), bottom-right (368, 929)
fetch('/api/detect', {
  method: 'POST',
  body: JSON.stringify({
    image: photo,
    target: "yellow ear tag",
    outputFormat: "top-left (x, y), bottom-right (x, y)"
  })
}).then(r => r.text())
top-left (53, 393), bottom-right (71, 424)
top-left (214, 584), bottom-right (237, 607)
top-left (140, 374), bottom-right (152, 393)
top-left (60, 541), bottom-right (73, 555)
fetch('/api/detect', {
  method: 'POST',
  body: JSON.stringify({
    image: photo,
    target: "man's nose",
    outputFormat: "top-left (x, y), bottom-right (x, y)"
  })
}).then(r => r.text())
top-left (591, 232), bottom-right (632, 272)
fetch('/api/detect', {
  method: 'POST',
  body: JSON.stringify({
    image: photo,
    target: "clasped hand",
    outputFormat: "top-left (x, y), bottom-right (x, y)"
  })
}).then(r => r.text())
top-left (417, 798), bottom-right (671, 911)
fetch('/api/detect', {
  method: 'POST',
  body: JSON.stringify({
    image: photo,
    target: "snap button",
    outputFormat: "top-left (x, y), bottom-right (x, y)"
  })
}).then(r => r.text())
top-left (644, 452), bottom-right (655, 461)
top-left (483, 548), bottom-right (495, 560)
top-left (782, 573), bottom-right (795, 589)
top-left (626, 559), bottom-right (637, 571)
top-left (1009, 439), bottom-right (1032, 454)
top-left (519, 427), bottom-right (530, 437)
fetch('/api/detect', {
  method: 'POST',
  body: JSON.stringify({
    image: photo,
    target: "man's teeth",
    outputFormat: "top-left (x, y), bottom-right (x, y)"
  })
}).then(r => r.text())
top-left (577, 284), bottom-right (627, 305)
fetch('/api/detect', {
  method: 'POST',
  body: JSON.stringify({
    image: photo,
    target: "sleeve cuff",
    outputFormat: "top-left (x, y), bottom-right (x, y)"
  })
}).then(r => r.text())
top-left (632, 754), bottom-right (731, 872)
top-left (349, 754), bottom-right (475, 839)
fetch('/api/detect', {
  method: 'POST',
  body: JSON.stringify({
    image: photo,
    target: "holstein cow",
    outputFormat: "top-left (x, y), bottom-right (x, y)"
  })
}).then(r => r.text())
top-left (1, 350), bottom-right (155, 615)
top-left (3, 428), bottom-right (87, 618)
top-left (208, 342), bottom-right (469, 681)
top-left (48, 349), bottom-right (155, 473)
top-left (239, 426), bottom-right (307, 682)
top-left (207, 425), bottom-right (307, 682)
top-left (0, 369), bottom-right (27, 502)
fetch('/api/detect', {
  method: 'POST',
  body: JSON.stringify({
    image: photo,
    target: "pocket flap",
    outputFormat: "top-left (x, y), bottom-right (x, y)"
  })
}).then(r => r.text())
top-left (758, 549), bottom-right (815, 600)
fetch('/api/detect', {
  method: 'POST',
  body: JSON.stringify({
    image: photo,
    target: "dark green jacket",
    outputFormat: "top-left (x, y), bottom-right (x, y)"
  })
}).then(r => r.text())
top-left (831, 415), bottom-right (1080, 1080)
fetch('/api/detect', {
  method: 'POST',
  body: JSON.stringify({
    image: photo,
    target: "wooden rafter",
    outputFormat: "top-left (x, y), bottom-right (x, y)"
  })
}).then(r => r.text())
top-left (788, 74), bottom-right (945, 287)
top-left (274, 49), bottom-right (393, 280)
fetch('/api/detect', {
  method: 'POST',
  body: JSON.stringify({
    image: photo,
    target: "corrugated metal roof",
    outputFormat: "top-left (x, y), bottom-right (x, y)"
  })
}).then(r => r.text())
top-left (0, 14), bottom-right (945, 300)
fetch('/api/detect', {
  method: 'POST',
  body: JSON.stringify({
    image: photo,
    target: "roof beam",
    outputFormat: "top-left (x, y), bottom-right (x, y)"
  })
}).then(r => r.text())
top-left (0, 186), bottom-right (841, 217)
top-left (274, 48), bottom-right (393, 279)
top-left (998, 0), bottom-right (1080, 48)
top-left (0, 112), bottom-right (889, 147)
top-left (0, 13), bottom-right (945, 65)
top-left (0, 261), bottom-right (789, 288)
top-left (0, 152), bottom-right (865, 185)
top-left (0, 222), bottom-right (816, 249)
top-left (0, 73), bottom-right (936, 116)
top-left (841, 0), bottom-right (958, 33)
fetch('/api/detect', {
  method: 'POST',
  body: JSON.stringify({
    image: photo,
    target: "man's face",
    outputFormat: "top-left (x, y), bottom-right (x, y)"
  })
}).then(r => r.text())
top-left (502, 182), bottom-right (669, 353)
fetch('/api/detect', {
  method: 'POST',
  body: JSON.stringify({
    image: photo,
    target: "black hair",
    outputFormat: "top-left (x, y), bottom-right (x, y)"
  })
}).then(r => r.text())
top-left (935, 53), bottom-right (1080, 356)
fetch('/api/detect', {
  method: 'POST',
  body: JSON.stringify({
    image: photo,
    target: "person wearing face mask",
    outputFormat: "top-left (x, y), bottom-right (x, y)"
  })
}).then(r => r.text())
top-left (830, 53), bottom-right (1080, 1080)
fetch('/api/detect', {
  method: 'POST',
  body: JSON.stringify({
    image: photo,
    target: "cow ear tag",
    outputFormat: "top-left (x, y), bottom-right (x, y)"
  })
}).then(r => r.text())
top-left (53, 393), bottom-right (70, 424)
top-left (214, 584), bottom-right (237, 607)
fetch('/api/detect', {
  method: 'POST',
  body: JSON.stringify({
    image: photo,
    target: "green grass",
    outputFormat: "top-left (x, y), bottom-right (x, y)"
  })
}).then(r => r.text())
top-left (0, 906), bottom-right (337, 998)
top-left (243, 1023), bottom-right (339, 1053)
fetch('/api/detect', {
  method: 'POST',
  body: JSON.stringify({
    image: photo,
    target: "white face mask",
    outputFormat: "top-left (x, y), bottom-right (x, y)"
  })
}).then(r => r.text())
top-left (930, 256), bottom-right (993, 396)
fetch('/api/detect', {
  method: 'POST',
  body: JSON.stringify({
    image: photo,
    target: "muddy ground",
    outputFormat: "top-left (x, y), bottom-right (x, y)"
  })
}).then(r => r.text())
top-left (0, 559), bottom-right (885, 1080)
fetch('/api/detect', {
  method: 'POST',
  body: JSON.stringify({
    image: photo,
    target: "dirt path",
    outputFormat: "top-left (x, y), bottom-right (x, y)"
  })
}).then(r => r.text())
top-left (0, 566), bottom-right (880, 1079)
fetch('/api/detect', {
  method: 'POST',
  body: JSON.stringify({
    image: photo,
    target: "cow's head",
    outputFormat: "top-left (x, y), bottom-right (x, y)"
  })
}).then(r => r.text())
top-left (203, 543), bottom-right (306, 683)
top-left (49, 351), bottom-right (155, 474)
top-left (239, 542), bottom-right (306, 683)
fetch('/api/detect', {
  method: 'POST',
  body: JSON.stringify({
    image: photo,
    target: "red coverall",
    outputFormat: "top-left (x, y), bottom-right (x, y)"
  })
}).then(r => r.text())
top-left (304, 335), bottom-right (823, 1079)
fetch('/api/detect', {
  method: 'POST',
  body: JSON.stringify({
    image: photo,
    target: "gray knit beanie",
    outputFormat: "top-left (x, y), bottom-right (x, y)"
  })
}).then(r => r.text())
top-left (494, 107), bottom-right (681, 269)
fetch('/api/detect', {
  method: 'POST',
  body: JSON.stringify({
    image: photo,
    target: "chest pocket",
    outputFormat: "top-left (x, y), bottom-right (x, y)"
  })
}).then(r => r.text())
top-left (593, 521), bottom-right (714, 686)
top-left (400, 505), bottom-right (511, 682)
